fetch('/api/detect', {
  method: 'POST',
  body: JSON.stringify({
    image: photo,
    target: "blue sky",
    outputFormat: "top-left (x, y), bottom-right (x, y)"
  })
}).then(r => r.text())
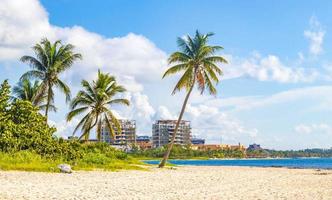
top-left (1, 0), bottom-right (332, 149)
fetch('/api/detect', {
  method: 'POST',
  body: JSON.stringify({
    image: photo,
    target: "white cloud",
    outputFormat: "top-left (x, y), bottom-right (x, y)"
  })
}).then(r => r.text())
top-left (223, 53), bottom-right (319, 83)
top-left (202, 86), bottom-right (332, 112)
top-left (49, 118), bottom-right (80, 138)
top-left (239, 86), bottom-right (332, 111)
top-left (154, 106), bottom-right (177, 120)
top-left (0, 0), bottom-right (55, 60)
top-left (295, 123), bottom-right (332, 135)
top-left (0, 0), bottom-right (167, 136)
top-left (185, 104), bottom-right (258, 144)
top-left (126, 92), bottom-right (155, 120)
top-left (304, 16), bottom-right (325, 56)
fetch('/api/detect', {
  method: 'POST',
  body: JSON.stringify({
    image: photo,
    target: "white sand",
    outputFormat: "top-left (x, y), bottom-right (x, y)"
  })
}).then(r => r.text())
top-left (0, 166), bottom-right (331, 200)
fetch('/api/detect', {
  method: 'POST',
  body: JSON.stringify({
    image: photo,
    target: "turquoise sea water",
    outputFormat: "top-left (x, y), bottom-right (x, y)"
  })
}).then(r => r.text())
top-left (145, 158), bottom-right (332, 169)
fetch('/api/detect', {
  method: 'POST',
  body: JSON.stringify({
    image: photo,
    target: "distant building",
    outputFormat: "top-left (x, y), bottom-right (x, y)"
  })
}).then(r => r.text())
top-left (136, 135), bottom-right (152, 150)
top-left (191, 143), bottom-right (246, 151)
top-left (136, 135), bottom-right (150, 142)
top-left (191, 137), bottom-right (205, 145)
top-left (67, 136), bottom-right (78, 140)
top-left (152, 120), bottom-right (191, 148)
top-left (191, 144), bottom-right (224, 151)
top-left (247, 143), bottom-right (263, 151)
top-left (101, 119), bottom-right (136, 145)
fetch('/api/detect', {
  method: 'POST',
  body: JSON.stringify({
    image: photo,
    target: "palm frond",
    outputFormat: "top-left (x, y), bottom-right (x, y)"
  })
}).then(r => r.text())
top-left (168, 52), bottom-right (191, 64)
top-left (20, 70), bottom-right (44, 81)
top-left (66, 106), bottom-right (89, 121)
top-left (204, 71), bottom-right (217, 95)
top-left (104, 114), bottom-right (115, 139)
top-left (172, 67), bottom-right (194, 95)
top-left (20, 56), bottom-right (46, 71)
top-left (162, 63), bottom-right (188, 78)
top-left (106, 98), bottom-right (130, 106)
top-left (55, 78), bottom-right (71, 102)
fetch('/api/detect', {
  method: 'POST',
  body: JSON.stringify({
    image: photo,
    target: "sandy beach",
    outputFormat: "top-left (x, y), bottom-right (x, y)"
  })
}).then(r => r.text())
top-left (0, 166), bottom-right (331, 200)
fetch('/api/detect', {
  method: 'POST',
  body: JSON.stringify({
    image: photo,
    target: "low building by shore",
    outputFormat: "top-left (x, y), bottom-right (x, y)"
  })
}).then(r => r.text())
top-left (136, 136), bottom-right (152, 150)
top-left (191, 143), bottom-right (246, 151)
top-left (191, 137), bottom-right (205, 145)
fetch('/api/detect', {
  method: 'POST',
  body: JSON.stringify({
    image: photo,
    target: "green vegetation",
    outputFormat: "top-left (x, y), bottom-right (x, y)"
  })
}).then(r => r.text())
top-left (0, 148), bottom-right (144, 172)
top-left (0, 151), bottom-right (62, 172)
top-left (133, 146), bottom-right (332, 160)
top-left (67, 70), bottom-right (129, 141)
top-left (159, 30), bottom-right (227, 167)
top-left (131, 145), bottom-right (245, 159)
top-left (247, 149), bottom-right (332, 158)
top-left (0, 79), bottom-right (143, 172)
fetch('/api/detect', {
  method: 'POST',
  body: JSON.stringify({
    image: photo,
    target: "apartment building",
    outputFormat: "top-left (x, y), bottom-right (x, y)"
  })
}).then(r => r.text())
top-left (101, 119), bottom-right (136, 145)
top-left (152, 120), bottom-right (191, 148)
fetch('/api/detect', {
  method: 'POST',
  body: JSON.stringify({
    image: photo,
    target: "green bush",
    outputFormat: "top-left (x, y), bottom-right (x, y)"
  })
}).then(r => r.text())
top-left (131, 144), bottom-right (246, 159)
top-left (0, 80), bottom-right (144, 172)
top-left (0, 80), bottom-right (83, 160)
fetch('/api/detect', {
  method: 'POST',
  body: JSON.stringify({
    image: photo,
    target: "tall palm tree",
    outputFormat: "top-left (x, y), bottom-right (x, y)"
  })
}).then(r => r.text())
top-left (12, 78), bottom-right (56, 111)
top-left (67, 70), bottom-right (130, 141)
top-left (20, 38), bottom-right (82, 120)
top-left (158, 30), bottom-right (228, 168)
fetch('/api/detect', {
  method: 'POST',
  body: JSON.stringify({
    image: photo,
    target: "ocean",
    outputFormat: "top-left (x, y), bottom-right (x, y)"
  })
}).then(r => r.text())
top-left (145, 158), bottom-right (332, 169)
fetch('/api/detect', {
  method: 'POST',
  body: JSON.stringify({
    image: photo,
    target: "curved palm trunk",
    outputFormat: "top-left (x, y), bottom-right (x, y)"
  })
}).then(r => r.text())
top-left (159, 79), bottom-right (196, 168)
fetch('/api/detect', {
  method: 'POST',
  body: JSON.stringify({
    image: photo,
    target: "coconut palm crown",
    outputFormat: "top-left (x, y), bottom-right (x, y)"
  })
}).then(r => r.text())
top-left (20, 38), bottom-right (82, 119)
top-left (163, 30), bottom-right (227, 95)
top-left (12, 78), bottom-right (56, 111)
top-left (67, 70), bottom-right (130, 141)
top-left (159, 30), bottom-right (227, 167)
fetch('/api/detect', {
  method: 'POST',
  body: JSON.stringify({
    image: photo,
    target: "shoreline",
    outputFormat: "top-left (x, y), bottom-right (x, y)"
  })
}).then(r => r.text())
top-left (143, 156), bottom-right (332, 160)
top-left (143, 157), bottom-right (332, 170)
top-left (1, 166), bottom-right (331, 200)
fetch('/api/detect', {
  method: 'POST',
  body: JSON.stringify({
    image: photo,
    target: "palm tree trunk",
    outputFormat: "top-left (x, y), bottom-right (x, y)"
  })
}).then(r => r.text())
top-left (158, 78), bottom-right (196, 168)
top-left (44, 84), bottom-right (51, 120)
top-left (80, 115), bottom-right (99, 142)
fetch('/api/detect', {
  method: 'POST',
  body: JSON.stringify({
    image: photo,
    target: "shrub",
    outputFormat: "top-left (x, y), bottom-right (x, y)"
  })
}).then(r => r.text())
top-left (0, 80), bottom-right (144, 172)
top-left (0, 80), bottom-right (82, 160)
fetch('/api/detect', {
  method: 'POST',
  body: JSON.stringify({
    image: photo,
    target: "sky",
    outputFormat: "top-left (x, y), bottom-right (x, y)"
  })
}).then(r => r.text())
top-left (1, 0), bottom-right (332, 150)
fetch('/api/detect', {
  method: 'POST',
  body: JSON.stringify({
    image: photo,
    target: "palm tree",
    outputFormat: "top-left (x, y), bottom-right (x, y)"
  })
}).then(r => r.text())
top-left (12, 78), bottom-right (56, 111)
top-left (20, 38), bottom-right (82, 120)
top-left (158, 30), bottom-right (228, 168)
top-left (67, 70), bottom-right (130, 141)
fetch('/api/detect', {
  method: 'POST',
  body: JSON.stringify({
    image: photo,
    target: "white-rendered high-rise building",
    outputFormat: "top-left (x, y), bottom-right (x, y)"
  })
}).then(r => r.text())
top-left (152, 120), bottom-right (191, 148)
top-left (101, 119), bottom-right (136, 145)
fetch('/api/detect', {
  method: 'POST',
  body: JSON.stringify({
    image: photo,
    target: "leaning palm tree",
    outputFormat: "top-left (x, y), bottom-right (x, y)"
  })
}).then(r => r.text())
top-left (158, 30), bottom-right (228, 168)
top-left (12, 78), bottom-right (56, 111)
top-left (20, 38), bottom-right (82, 120)
top-left (67, 70), bottom-right (130, 141)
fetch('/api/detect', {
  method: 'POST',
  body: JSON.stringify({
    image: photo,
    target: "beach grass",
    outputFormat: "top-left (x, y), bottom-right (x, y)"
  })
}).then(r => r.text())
top-left (0, 151), bottom-right (146, 172)
top-left (0, 151), bottom-right (61, 172)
